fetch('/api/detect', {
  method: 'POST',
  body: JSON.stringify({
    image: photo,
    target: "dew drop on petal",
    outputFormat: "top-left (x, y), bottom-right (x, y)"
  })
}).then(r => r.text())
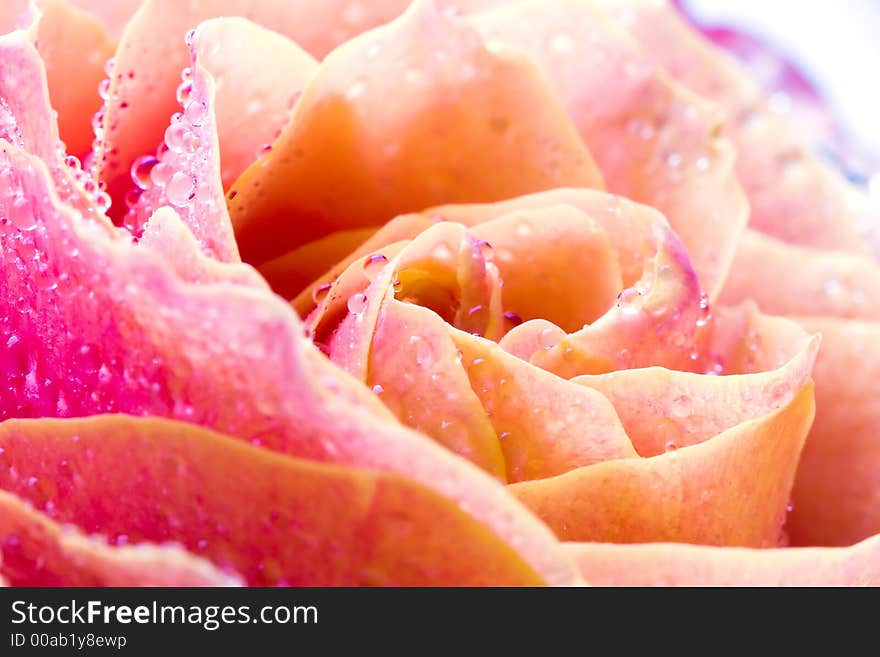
top-left (97, 78), bottom-right (111, 100)
top-left (150, 161), bottom-right (172, 188)
top-left (176, 79), bottom-right (193, 106)
top-left (184, 100), bottom-right (207, 126)
top-left (347, 292), bottom-right (368, 315)
top-left (130, 155), bottom-right (158, 190)
top-left (312, 283), bottom-right (332, 304)
top-left (165, 171), bottom-right (196, 207)
top-left (539, 326), bottom-right (563, 350)
top-left (362, 254), bottom-right (388, 281)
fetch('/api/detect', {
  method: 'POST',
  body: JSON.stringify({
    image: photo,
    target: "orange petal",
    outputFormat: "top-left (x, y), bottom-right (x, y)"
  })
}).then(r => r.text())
top-left (191, 17), bottom-right (319, 188)
top-left (260, 228), bottom-right (378, 302)
top-left (470, 205), bottom-right (622, 332)
top-left (366, 300), bottom-right (508, 479)
top-left (611, 0), bottom-right (871, 254)
top-left (787, 317), bottom-right (880, 547)
top-left (34, 0), bottom-right (115, 157)
top-left (564, 534), bottom-right (880, 586)
top-left (68, 0), bottom-right (142, 38)
top-left (721, 229), bottom-right (880, 320)
top-left (296, 188), bottom-right (668, 319)
top-left (0, 489), bottom-right (240, 586)
top-left (228, 0), bottom-right (603, 265)
top-left (472, 0), bottom-right (748, 299)
top-left (95, 0), bottom-right (547, 224)
top-left (509, 382), bottom-right (815, 546)
top-left (0, 140), bottom-right (576, 585)
top-left (451, 327), bottom-right (637, 481)
top-left (0, 415), bottom-right (545, 586)
top-left (572, 304), bottom-right (819, 457)
top-left (515, 223), bottom-right (703, 378)
top-left (318, 217), bottom-right (639, 482)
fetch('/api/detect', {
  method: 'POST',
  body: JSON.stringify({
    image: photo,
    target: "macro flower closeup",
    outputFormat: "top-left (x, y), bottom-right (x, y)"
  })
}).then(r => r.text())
top-left (0, 0), bottom-right (878, 587)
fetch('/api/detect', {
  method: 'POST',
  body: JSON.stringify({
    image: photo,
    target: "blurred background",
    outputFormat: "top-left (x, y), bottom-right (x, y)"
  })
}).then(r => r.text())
top-left (678, 0), bottom-right (880, 191)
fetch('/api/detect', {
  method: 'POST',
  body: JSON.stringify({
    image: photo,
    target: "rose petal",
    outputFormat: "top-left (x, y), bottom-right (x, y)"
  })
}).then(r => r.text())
top-left (451, 327), bottom-right (638, 481)
top-left (128, 25), bottom-right (242, 261)
top-left (191, 18), bottom-right (319, 188)
top-left (259, 228), bottom-right (378, 302)
top-left (0, 30), bottom-right (113, 220)
top-left (0, 489), bottom-right (240, 586)
top-left (300, 188), bottom-right (680, 343)
top-left (31, 0), bottom-right (115, 157)
top-left (68, 0), bottom-right (142, 38)
top-left (0, 140), bottom-right (577, 585)
top-left (0, 415), bottom-right (545, 586)
top-left (137, 207), bottom-right (269, 287)
top-left (721, 229), bottom-right (880, 320)
top-left (469, 205), bottom-right (622, 332)
top-left (510, 223), bottom-right (702, 377)
top-left (509, 382), bottom-right (815, 546)
top-left (572, 304), bottom-right (819, 457)
top-left (293, 213), bottom-right (439, 315)
top-left (608, 0), bottom-right (872, 254)
top-left (787, 317), bottom-right (880, 547)
top-left (0, 1), bottom-right (33, 34)
top-left (228, 0), bottom-right (604, 265)
top-left (472, 0), bottom-right (748, 299)
top-left (563, 534), bottom-right (880, 586)
top-left (95, 0), bottom-right (525, 223)
top-left (364, 301), bottom-right (509, 479)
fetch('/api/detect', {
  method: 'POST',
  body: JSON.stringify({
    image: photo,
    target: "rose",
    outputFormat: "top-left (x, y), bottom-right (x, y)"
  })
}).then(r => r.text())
top-left (0, 0), bottom-right (877, 587)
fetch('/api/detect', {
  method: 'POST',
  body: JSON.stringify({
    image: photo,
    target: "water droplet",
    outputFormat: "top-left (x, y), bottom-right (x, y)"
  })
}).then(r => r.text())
top-left (539, 326), bottom-right (563, 350)
top-left (347, 292), bottom-right (368, 315)
top-left (695, 155), bottom-right (710, 171)
top-left (475, 239), bottom-right (493, 261)
top-left (671, 395), bottom-right (690, 418)
top-left (345, 79), bottom-right (367, 101)
top-left (94, 192), bottom-right (112, 212)
top-left (6, 334), bottom-right (19, 348)
top-left (515, 222), bottom-right (532, 237)
top-left (176, 79), bottom-right (193, 106)
top-left (312, 283), bottom-right (332, 304)
top-left (166, 171), bottom-right (196, 207)
top-left (696, 292), bottom-right (711, 327)
top-left (432, 243), bottom-right (453, 261)
top-left (165, 122), bottom-right (197, 153)
top-left (414, 337), bottom-right (432, 368)
top-left (103, 57), bottom-right (116, 77)
top-left (130, 155), bottom-right (158, 190)
top-left (363, 254), bottom-right (388, 281)
top-left (185, 28), bottom-right (196, 47)
top-left (503, 311), bottom-right (523, 327)
top-left (824, 278), bottom-right (843, 297)
top-left (664, 440), bottom-right (678, 452)
top-left (64, 155), bottom-right (81, 170)
top-left (98, 78), bottom-right (111, 100)
top-left (184, 100), bottom-right (207, 126)
top-left (150, 162), bottom-right (172, 188)
top-left (371, 384), bottom-right (384, 395)
top-left (626, 119), bottom-right (654, 140)
top-left (666, 152), bottom-right (682, 167)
